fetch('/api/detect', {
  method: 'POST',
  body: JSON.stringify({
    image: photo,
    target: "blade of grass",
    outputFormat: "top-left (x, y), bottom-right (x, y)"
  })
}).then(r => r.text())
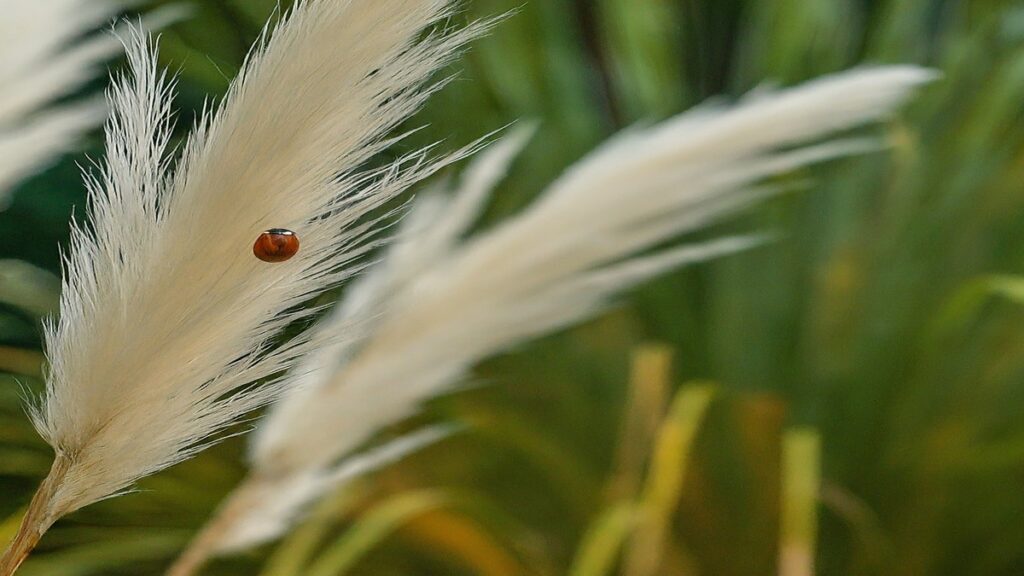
top-left (623, 382), bottom-right (715, 576)
top-left (399, 509), bottom-right (525, 576)
top-left (259, 490), bottom-right (362, 576)
top-left (304, 490), bottom-right (451, 576)
top-left (0, 261), bottom-right (59, 318)
top-left (18, 532), bottom-right (188, 576)
top-left (779, 428), bottom-right (822, 576)
top-left (606, 345), bottom-right (672, 501)
top-left (596, 0), bottom-right (686, 119)
top-left (928, 274), bottom-right (1024, 339)
top-left (568, 502), bottom-right (638, 576)
top-left (0, 347), bottom-right (43, 379)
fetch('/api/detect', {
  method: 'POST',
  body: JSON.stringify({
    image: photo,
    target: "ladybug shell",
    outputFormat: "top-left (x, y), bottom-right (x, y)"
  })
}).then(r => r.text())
top-left (253, 229), bottom-right (300, 263)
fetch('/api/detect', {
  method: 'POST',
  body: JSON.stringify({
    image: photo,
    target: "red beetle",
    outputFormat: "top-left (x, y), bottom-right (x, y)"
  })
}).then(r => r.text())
top-left (253, 229), bottom-right (300, 263)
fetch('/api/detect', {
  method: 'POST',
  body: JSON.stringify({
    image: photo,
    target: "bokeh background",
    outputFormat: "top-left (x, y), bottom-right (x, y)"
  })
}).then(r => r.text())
top-left (4, 0), bottom-right (1024, 574)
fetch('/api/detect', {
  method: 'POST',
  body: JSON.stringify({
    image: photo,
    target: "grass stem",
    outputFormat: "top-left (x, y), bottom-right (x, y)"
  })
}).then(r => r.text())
top-left (166, 478), bottom-right (266, 576)
top-left (0, 456), bottom-right (70, 576)
top-left (779, 428), bottom-right (822, 576)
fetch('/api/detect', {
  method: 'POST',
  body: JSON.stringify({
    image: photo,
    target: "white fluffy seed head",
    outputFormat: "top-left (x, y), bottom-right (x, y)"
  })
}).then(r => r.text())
top-left (200, 66), bottom-right (934, 552)
top-left (0, 0), bottom-right (125, 206)
top-left (30, 0), bottom-right (486, 522)
top-left (214, 426), bottom-right (453, 553)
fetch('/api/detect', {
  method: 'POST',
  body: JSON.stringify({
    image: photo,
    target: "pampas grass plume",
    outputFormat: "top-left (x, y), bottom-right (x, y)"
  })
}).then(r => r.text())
top-left (168, 66), bottom-right (935, 574)
top-left (0, 0), bottom-right (124, 207)
top-left (0, 0), bottom-right (487, 573)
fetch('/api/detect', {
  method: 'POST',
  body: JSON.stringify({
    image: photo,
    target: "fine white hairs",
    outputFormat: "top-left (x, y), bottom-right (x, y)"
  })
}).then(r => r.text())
top-left (170, 65), bottom-right (935, 573)
top-left (1, 0), bottom-right (489, 573)
top-left (0, 0), bottom-right (124, 206)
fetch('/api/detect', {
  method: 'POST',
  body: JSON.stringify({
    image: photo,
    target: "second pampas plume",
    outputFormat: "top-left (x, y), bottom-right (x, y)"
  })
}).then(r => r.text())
top-left (0, 0), bottom-right (123, 206)
top-left (168, 66), bottom-right (935, 575)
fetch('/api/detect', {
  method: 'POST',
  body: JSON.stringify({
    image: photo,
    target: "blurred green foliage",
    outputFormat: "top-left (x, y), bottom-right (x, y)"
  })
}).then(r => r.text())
top-left (3, 0), bottom-right (1024, 574)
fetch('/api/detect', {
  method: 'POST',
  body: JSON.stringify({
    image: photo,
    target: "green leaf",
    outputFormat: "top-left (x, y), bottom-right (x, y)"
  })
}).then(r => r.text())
top-left (304, 491), bottom-right (451, 576)
top-left (568, 502), bottom-right (638, 576)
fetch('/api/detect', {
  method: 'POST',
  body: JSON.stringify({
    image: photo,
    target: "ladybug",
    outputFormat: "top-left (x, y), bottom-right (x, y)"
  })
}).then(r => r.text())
top-left (253, 229), bottom-right (300, 263)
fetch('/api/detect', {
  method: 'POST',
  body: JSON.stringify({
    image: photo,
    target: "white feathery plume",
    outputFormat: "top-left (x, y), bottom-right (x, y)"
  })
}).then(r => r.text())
top-left (205, 425), bottom-right (454, 559)
top-left (169, 66), bottom-right (934, 573)
top-left (0, 0), bottom-right (489, 573)
top-left (0, 0), bottom-right (124, 206)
